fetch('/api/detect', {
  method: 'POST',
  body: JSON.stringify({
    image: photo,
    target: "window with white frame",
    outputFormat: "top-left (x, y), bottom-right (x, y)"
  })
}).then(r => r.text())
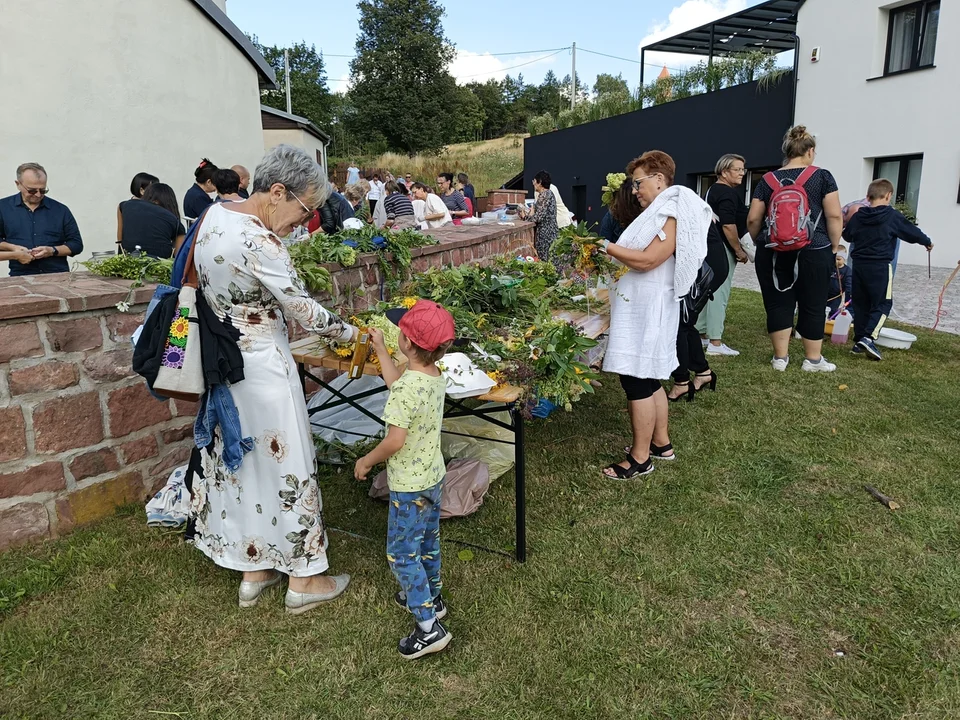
top-left (885, 0), bottom-right (940, 75)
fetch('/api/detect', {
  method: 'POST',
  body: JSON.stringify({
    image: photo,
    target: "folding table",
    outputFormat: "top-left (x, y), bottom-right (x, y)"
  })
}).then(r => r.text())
top-left (291, 304), bottom-right (609, 562)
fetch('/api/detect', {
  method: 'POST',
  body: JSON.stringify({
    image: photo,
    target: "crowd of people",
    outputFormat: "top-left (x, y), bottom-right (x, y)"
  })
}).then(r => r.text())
top-left (0, 124), bottom-right (936, 661)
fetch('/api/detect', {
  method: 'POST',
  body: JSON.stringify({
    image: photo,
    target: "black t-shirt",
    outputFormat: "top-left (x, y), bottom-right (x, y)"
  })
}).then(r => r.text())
top-left (706, 182), bottom-right (748, 238)
top-left (752, 167), bottom-right (839, 250)
top-left (120, 200), bottom-right (185, 258)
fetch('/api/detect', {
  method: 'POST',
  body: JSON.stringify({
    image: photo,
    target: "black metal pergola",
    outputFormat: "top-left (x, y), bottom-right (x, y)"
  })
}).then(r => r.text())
top-left (640, 0), bottom-right (805, 85)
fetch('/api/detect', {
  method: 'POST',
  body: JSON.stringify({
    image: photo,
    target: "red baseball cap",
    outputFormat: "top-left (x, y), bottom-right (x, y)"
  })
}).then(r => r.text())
top-left (386, 300), bottom-right (455, 352)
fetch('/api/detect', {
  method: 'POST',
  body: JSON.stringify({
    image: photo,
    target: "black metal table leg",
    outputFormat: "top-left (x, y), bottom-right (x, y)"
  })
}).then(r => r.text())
top-left (513, 404), bottom-right (526, 562)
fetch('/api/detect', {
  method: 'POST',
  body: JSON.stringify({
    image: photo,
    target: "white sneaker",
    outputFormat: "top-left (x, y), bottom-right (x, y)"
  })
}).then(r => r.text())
top-left (706, 343), bottom-right (740, 356)
top-left (801, 356), bottom-right (837, 373)
top-left (793, 331), bottom-right (802, 340)
top-left (771, 356), bottom-right (789, 372)
top-left (700, 337), bottom-right (709, 348)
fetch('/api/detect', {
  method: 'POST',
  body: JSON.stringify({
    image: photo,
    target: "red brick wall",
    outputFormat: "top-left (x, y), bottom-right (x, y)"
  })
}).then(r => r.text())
top-left (0, 222), bottom-right (534, 551)
top-left (0, 276), bottom-right (197, 550)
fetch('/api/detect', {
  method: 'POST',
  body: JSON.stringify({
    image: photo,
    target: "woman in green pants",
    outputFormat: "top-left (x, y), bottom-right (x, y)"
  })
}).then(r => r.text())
top-left (698, 154), bottom-right (750, 356)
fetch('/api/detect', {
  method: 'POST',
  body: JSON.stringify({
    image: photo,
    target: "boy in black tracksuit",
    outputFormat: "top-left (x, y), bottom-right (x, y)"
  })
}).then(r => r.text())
top-left (843, 178), bottom-right (933, 360)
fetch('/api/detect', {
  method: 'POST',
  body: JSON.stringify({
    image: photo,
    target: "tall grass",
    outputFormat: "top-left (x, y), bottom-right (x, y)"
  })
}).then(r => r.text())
top-left (331, 134), bottom-right (526, 196)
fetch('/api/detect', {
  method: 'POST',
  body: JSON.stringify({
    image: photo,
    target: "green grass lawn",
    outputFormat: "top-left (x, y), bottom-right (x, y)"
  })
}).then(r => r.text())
top-left (3, 290), bottom-right (960, 719)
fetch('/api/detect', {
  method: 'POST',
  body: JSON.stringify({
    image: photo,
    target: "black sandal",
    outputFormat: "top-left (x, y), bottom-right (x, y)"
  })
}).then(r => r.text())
top-left (623, 443), bottom-right (677, 461)
top-left (668, 380), bottom-right (695, 403)
top-left (650, 443), bottom-right (677, 461)
top-left (602, 453), bottom-right (655, 479)
top-left (694, 370), bottom-right (717, 392)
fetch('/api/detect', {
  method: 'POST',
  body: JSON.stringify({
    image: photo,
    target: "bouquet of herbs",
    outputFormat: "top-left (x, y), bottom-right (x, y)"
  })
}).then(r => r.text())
top-left (550, 222), bottom-right (626, 284)
top-left (83, 254), bottom-right (173, 286)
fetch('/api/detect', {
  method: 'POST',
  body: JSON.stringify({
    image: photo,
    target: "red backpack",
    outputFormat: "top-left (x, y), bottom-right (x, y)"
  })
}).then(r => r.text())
top-left (764, 165), bottom-right (821, 252)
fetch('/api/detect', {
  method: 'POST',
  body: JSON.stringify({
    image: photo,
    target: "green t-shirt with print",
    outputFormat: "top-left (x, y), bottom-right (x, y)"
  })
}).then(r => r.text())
top-left (382, 369), bottom-right (447, 493)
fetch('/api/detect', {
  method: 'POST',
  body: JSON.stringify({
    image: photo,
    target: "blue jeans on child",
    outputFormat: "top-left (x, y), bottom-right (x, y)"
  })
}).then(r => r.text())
top-left (387, 480), bottom-right (443, 623)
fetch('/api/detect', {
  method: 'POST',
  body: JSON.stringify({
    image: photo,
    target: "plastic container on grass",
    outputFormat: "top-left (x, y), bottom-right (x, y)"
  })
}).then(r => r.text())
top-left (831, 311), bottom-right (852, 344)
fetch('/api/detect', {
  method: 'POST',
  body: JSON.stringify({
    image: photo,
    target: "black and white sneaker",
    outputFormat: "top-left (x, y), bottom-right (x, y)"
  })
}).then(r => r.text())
top-left (394, 591), bottom-right (448, 620)
top-left (851, 343), bottom-right (865, 355)
top-left (398, 620), bottom-right (452, 660)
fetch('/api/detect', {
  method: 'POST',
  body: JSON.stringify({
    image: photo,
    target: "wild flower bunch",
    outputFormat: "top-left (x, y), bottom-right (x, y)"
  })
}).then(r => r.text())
top-left (601, 173), bottom-right (627, 207)
top-left (551, 222), bottom-right (627, 283)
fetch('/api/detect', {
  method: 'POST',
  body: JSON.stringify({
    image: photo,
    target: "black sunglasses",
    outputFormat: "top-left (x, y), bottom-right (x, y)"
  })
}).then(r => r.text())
top-left (23, 187), bottom-right (48, 196)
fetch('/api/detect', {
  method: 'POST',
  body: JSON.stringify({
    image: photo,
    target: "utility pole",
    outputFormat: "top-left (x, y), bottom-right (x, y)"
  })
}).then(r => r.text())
top-left (284, 48), bottom-right (292, 114)
top-left (571, 42), bottom-right (577, 110)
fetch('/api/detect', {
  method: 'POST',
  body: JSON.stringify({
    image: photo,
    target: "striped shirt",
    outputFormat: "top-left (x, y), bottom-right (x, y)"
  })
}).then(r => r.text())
top-left (440, 190), bottom-right (467, 214)
top-left (383, 192), bottom-right (415, 218)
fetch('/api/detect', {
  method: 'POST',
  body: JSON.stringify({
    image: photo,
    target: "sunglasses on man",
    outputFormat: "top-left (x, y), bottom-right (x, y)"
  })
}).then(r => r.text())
top-left (21, 186), bottom-right (48, 196)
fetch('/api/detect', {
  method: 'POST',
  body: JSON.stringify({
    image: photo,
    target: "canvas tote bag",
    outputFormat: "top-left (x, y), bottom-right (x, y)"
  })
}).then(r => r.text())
top-left (152, 233), bottom-right (204, 401)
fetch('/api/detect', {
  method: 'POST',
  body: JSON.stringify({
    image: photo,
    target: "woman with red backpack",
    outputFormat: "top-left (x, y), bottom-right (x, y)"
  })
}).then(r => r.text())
top-left (747, 125), bottom-right (844, 373)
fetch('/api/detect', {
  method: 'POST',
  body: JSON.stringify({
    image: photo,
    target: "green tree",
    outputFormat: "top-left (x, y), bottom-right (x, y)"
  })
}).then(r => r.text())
top-left (252, 39), bottom-right (333, 130)
top-left (535, 70), bottom-right (563, 116)
top-left (593, 72), bottom-right (629, 97)
top-left (348, 0), bottom-right (460, 154)
top-left (560, 73), bottom-right (589, 106)
top-left (451, 84), bottom-right (485, 141)
top-left (466, 79), bottom-right (507, 138)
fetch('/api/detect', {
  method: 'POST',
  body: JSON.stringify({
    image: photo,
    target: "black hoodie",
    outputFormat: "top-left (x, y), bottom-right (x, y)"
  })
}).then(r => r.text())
top-left (843, 205), bottom-right (931, 263)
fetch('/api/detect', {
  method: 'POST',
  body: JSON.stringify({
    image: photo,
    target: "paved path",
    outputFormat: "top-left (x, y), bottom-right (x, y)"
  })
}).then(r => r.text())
top-left (732, 262), bottom-right (960, 336)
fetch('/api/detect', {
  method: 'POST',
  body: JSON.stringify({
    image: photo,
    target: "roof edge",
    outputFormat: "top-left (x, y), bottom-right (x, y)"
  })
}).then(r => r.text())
top-left (189, 0), bottom-right (278, 89)
top-left (261, 104), bottom-right (331, 143)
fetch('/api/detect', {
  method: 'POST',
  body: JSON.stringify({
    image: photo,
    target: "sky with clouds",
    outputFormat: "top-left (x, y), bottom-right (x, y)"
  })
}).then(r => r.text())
top-left (225, 0), bottom-right (767, 93)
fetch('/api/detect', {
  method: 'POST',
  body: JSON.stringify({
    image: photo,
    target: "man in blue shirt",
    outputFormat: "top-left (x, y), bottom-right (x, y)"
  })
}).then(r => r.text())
top-left (0, 163), bottom-right (83, 275)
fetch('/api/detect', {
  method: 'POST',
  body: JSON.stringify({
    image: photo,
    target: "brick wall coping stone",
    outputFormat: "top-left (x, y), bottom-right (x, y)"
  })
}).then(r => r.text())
top-left (0, 222), bottom-right (533, 323)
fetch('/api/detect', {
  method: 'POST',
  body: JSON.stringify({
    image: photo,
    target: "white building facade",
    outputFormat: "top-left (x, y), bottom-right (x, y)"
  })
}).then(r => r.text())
top-left (795, 0), bottom-right (957, 267)
top-left (0, 0), bottom-right (275, 260)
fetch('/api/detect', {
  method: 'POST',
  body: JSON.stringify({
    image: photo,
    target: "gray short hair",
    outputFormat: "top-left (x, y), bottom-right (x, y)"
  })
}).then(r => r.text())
top-left (252, 145), bottom-right (329, 209)
top-left (17, 162), bottom-right (47, 181)
top-left (714, 153), bottom-right (745, 176)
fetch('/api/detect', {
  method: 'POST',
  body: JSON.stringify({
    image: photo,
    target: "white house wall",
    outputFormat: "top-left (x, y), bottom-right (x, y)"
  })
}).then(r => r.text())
top-left (263, 129), bottom-right (328, 175)
top-left (0, 0), bottom-right (265, 259)
top-left (795, 0), bottom-right (960, 267)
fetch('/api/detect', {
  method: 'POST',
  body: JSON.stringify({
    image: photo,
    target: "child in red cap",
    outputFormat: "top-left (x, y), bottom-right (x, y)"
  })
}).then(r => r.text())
top-left (354, 299), bottom-right (455, 659)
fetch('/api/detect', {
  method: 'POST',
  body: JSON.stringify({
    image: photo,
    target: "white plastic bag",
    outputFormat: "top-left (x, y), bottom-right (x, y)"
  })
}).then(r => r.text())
top-left (308, 373), bottom-right (387, 462)
top-left (440, 403), bottom-right (515, 480)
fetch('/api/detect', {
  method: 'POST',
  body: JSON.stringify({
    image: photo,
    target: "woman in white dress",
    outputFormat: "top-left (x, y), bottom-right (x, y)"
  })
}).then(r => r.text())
top-left (600, 151), bottom-right (712, 479)
top-left (190, 145), bottom-right (359, 613)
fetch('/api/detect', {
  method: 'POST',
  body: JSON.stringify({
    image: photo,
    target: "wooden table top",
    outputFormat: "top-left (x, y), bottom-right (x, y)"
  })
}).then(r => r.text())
top-left (291, 299), bottom-right (610, 405)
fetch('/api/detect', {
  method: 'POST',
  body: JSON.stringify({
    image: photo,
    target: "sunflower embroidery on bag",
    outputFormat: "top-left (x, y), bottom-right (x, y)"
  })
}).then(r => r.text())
top-left (161, 307), bottom-right (190, 369)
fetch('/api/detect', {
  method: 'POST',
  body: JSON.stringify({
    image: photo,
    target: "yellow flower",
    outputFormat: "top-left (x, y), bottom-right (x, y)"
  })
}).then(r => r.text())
top-left (170, 317), bottom-right (189, 340)
top-left (333, 345), bottom-right (353, 358)
top-left (400, 296), bottom-right (418, 309)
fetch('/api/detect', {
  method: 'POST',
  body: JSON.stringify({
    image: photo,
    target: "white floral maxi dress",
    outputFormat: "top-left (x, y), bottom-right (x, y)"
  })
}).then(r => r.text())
top-left (190, 203), bottom-right (353, 577)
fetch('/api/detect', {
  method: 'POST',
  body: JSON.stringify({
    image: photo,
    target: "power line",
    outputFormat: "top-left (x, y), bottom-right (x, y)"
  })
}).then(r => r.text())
top-left (453, 49), bottom-right (567, 80)
top-left (320, 46), bottom-right (570, 61)
top-left (578, 47), bottom-right (688, 74)
top-left (578, 47), bottom-right (640, 65)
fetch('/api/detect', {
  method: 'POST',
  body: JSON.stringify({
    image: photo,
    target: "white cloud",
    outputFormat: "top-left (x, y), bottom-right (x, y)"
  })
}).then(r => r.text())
top-left (448, 50), bottom-right (561, 84)
top-left (637, 0), bottom-right (749, 77)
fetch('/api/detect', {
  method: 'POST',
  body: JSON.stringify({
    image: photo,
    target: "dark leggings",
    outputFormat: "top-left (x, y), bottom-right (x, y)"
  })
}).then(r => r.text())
top-left (755, 244), bottom-right (833, 340)
top-left (619, 375), bottom-right (663, 401)
top-left (673, 313), bottom-right (710, 382)
top-left (671, 239), bottom-right (727, 382)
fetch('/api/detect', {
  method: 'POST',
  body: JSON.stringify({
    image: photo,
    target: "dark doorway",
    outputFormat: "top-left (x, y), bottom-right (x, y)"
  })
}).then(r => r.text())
top-left (572, 185), bottom-right (587, 224)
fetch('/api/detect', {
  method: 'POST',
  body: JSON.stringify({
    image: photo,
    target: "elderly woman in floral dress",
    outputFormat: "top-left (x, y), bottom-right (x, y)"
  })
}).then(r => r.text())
top-left (190, 144), bottom-right (359, 613)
